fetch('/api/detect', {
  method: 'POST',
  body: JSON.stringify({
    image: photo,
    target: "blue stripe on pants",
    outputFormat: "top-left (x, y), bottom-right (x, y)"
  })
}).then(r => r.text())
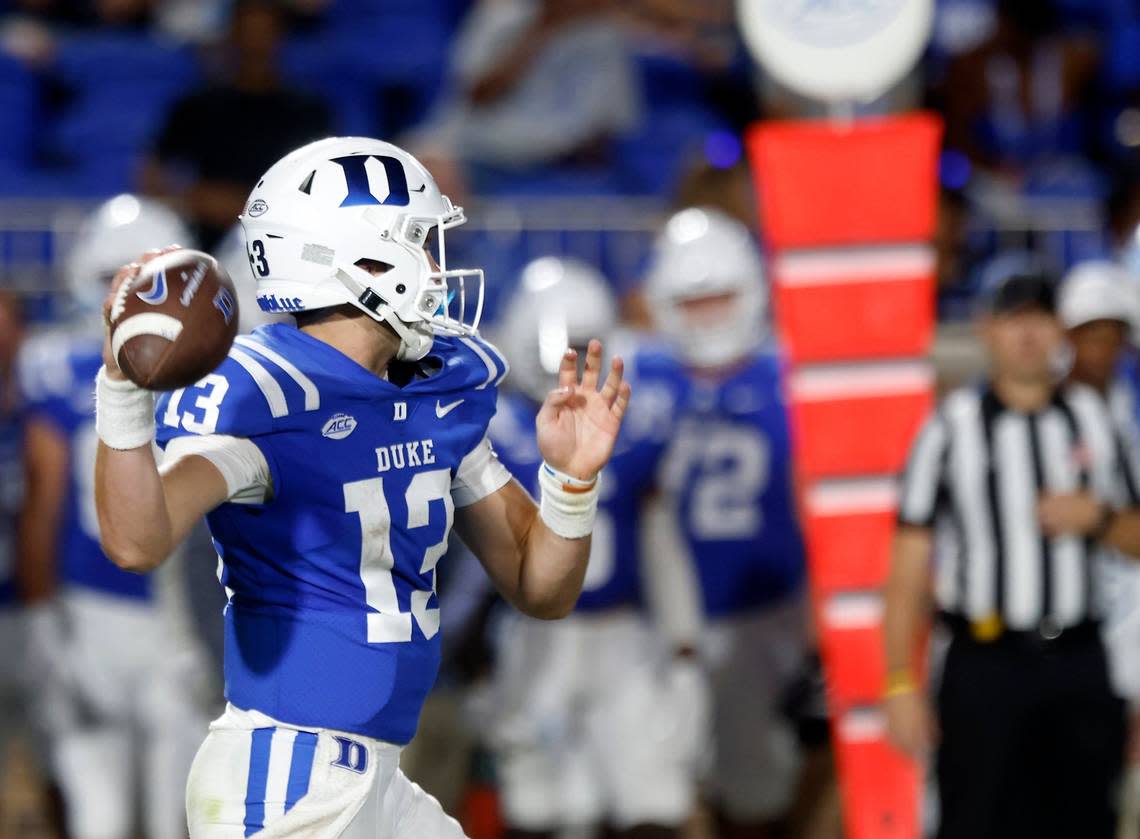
top-left (244, 727), bottom-right (275, 837)
top-left (284, 731), bottom-right (318, 813)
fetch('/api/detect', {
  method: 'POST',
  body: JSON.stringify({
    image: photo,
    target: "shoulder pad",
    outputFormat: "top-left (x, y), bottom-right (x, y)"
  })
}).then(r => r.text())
top-left (421, 334), bottom-right (510, 396)
top-left (155, 344), bottom-right (308, 445)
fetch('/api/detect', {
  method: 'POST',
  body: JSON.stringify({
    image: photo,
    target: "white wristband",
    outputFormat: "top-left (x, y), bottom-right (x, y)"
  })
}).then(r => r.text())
top-left (538, 462), bottom-right (599, 540)
top-left (95, 366), bottom-right (156, 450)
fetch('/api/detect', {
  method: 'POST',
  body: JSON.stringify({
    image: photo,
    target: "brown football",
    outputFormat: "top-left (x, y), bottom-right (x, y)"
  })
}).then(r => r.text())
top-left (108, 249), bottom-right (239, 390)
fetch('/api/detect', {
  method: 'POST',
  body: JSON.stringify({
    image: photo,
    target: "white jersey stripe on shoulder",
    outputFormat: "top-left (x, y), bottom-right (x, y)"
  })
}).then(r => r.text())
top-left (235, 335), bottom-right (321, 412)
top-left (230, 347), bottom-right (288, 418)
top-left (459, 337), bottom-right (497, 390)
top-left (486, 339), bottom-right (511, 385)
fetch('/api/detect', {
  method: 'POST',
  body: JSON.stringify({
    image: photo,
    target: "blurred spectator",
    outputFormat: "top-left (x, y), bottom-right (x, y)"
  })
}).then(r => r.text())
top-left (624, 0), bottom-right (759, 130)
top-left (942, 0), bottom-right (1101, 176)
top-left (1110, 164), bottom-right (1140, 249)
top-left (142, 0), bottom-right (332, 248)
top-left (412, 0), bottom-right (641, 191)
top-left (2, 0), bottom-right (152, 28)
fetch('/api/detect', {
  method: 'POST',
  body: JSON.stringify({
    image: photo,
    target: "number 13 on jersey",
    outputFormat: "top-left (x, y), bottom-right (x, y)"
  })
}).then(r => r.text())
top-left (344, 469), bottom-right (452, 644)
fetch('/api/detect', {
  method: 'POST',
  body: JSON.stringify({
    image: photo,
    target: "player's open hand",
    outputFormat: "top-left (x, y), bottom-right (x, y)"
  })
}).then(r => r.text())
top-left (536, 339), bottom-right (631, 481)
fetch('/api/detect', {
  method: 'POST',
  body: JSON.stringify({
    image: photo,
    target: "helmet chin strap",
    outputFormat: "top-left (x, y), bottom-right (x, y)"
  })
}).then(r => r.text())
top-left (335, 266), bottom-right (434, 362)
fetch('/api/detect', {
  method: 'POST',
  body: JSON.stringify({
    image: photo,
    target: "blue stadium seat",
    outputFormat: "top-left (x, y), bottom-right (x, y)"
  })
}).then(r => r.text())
top-left (54, 33), bottom-right (198, 90)
top-left (44, 36), bottom-right (197, 189)
top-left (0, 53), bottom-right (37, 167)
top-left (47, 89), bottom-right (171, 166)
top-left (634, 52), bottom-right (707, 109)
top-left (1104, 21), bottom-right (1140, 91)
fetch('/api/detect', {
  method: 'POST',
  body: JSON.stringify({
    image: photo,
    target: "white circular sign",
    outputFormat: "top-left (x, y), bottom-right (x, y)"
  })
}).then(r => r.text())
top-left (737, 0), bottom-right (934, 104)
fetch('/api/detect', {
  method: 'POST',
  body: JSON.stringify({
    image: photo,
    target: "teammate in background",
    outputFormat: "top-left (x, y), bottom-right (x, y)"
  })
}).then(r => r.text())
top-left (646, 208), bottom-right (808, 839)
top-left (488, 256), bottom-right (706, 839)
top-left (1057, 261), bottom-right (1140, 831)
top-left (94, 137), bottom-right (630, 838)
top-left (16, 195), bottom-right (213, 839)
top-left (0, 291), bottom-right (28, 819)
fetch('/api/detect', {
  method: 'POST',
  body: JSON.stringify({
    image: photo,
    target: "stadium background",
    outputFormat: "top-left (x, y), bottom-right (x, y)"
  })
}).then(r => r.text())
top-left (1, 0), bottom-right (1138, 837)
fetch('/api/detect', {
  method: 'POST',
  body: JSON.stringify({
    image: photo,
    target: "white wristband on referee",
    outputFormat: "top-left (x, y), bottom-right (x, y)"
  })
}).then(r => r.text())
top-left (95, 366), bottom-right (156, 450)
top-left (538, 462), bottom-right (599, 540)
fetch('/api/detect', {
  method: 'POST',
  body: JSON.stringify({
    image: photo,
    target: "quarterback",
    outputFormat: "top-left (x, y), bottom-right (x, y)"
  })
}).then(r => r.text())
top-left (92, 138), bottom-right (630, 838)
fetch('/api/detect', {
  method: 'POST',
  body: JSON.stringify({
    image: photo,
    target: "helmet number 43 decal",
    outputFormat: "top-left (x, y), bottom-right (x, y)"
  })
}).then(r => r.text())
top-left (331, 155), bottom-right (411, 208)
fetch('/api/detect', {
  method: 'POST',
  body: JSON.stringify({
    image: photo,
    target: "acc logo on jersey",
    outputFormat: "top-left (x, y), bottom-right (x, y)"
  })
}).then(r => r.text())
top-left (246, 199), bottom-right (269, 217)
top-left (322, 413), bottom-right (357, 440)
top-left (135, 269), bottom-right (168, 305)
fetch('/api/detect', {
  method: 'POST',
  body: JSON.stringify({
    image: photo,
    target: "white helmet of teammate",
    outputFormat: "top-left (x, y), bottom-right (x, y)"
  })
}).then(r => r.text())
top-left (240, 136), bottom-right (483, 361)
top-left (644, 207), bottom-right (766, 368)
top-left (498, 257), bottom-right (617, 403)
top-left (1059, 260), bottom-right (1136, 335)
top-left (66, 194), bottom-right (193, 312)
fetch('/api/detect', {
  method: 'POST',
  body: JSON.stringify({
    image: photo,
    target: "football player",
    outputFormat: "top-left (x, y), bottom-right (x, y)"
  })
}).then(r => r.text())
top-left (92, 137), bottom-right (631, 838)
top-left (646, 208), bottom-right (808, 839)
top-left (488, 256), bottom-right (706, 839)
top-left (0, 292), bottom-right (27, 791)
top-left (17, 196), bottom-right (212, 839)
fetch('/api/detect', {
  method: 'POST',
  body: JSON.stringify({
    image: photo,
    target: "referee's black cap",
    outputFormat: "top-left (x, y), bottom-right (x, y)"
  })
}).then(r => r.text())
top-left (984, 270), bottom-right (1058, 316)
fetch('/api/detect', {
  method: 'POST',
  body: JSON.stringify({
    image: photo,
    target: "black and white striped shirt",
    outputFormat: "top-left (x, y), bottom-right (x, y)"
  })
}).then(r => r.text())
top-left (898, 382), bottom-right (1140, 631)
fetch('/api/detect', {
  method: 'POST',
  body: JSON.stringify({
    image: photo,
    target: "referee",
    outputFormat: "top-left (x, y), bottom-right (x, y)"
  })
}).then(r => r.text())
top-left (883, 269), bottom-right (1140, 839)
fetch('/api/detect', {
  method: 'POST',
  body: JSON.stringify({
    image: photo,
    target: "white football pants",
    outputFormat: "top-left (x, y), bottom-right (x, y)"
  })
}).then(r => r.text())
top-left (187, 704), bottom-right (467, 838)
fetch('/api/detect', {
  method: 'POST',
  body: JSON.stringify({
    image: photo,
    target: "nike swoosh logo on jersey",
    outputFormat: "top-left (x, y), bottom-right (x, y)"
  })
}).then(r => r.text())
top-left (436, 399), bottom-right (464, 418)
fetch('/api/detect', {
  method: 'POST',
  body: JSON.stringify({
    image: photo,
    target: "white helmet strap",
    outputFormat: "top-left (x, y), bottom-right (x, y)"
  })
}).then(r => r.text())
top-left (334, 266), bottom-right (433, 361)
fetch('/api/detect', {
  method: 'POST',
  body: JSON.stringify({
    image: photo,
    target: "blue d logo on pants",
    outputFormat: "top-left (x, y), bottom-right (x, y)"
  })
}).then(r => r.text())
top-left (332, 736), bottom-right (368, 774)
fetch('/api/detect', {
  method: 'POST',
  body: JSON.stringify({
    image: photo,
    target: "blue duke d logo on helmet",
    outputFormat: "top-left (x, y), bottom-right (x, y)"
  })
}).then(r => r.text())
top-left (330, 155), bottom-right (410, 208)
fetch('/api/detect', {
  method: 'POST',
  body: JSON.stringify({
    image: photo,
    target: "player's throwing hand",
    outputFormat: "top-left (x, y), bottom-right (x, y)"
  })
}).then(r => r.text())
top-left (536, 339), bottom-right (631, 482)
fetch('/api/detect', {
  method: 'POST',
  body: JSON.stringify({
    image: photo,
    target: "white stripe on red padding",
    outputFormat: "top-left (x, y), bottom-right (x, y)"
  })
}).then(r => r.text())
top-left (822, 591), bottom-right (883, 629)
top-left (789, 360), bottom-right (933, 401)
top-left (837, 707), bottom-right (886, 742)
top-left (774, 244), bottom-right (935, 287)
top-left (807, 478), bottom-right (898, 515)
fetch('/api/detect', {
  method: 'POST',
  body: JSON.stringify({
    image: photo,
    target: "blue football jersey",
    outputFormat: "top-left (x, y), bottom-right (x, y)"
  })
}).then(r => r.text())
top-left (19, 333), bottom-right (150, 600)
top-left (487, 343), bottom-right (678, 612)
top-left (155, 323), bottom-right (507, 744)
top-left (0, 373), bottom-right (22, 606)
top-left (657, 348), bottom-right (806, 617)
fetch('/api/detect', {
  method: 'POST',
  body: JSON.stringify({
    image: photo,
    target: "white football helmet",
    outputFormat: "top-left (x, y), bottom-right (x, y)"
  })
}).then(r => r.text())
top-left (66, 194), bottom-right (193, 312)
top-left (498, 257), bottom-right (617, 403)
top-left (1059, 260), bottom-right (1136, 332)
top-left (215, 224), bottom-right (291, 334)
top-left (240, 136), bottom-right (483, 361)
top-left (644, 207), bottom-right (767, 369)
